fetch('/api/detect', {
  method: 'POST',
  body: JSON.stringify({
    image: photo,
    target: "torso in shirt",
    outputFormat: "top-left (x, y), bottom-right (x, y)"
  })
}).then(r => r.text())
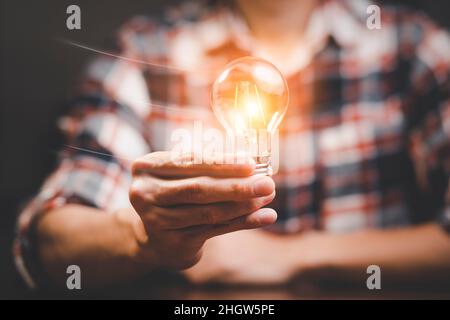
top-left (105, 0), bottom-right (443, 233)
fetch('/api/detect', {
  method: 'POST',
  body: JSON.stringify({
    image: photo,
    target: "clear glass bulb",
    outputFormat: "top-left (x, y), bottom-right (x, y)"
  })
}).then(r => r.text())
top-left (211, 56), bottom-right (289, 175)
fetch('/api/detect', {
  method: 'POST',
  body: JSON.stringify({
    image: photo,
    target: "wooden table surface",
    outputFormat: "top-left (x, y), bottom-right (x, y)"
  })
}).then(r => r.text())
top-left (17, 271), bottom-right (450, 300)
top-left (58, 273), bottom-right (450, 300)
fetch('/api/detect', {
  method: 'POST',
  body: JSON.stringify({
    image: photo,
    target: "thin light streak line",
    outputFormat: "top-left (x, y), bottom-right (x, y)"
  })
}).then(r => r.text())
top-left (63, 144), bottom-right (135, 162)
top-left (57, 38), bottom-right (217, 116)
top-left (147, 101), bottom-right (213, 116)
top-left (57, 38), bottom-right (210, 74)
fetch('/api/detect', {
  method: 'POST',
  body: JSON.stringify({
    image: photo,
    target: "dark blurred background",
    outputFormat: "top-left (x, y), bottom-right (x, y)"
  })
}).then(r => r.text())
top-left (1, 0), bottom-right (449, 298)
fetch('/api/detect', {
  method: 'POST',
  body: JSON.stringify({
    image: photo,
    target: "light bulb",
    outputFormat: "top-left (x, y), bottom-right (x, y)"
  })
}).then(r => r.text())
top-left (211, 56), bottom-right (289, 175)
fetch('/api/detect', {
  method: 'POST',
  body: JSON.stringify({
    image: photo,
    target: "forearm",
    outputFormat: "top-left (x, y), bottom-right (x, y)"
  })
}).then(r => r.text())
top-left (300, 223), bottom-right (450, 287)
top-left (36, 204), bottom-right (153, 288)
top-left (185, 223), bottom-right (450, 287)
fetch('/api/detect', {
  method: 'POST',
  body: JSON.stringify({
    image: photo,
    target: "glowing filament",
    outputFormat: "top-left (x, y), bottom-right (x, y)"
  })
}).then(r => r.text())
top-left (234, 81), bottom-right (267, 130)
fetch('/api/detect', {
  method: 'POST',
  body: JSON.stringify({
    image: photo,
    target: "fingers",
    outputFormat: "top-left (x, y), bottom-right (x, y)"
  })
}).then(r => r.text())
top-left (142, 192), bottom-right (276, 229)
top-left (132, 151), bottom-right (255, 178)
top-left (197, 208), bottom-right (278, 240)
top-left (131, 174), bottom-right (275, 206)
top-left (129, 151), bottom-right (278, 253)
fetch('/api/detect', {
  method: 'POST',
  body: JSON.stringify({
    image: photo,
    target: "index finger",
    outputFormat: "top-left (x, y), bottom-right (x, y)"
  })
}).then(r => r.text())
top-left (132, 151), bottom-right (256, 178)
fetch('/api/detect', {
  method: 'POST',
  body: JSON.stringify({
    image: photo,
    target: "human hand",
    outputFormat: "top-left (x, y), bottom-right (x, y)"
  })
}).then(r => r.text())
top-left (129, 152), bottom-right (277, 270)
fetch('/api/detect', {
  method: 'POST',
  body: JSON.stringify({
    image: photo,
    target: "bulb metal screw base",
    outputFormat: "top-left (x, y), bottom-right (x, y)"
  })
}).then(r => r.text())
top-left (253, 162), bottom-right (272, 176)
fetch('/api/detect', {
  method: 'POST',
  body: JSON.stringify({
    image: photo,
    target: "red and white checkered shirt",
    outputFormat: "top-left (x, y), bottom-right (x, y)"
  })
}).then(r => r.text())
top-left (14, 0), bottom-right (450, 288)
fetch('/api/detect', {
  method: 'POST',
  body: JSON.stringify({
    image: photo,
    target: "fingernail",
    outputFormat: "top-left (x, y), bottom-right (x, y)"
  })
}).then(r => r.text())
top-left (257, 208), bottom-right (277, 225)
top-left (262, 192), bottom-right (276, 205)
top-left (252, 176), bottom-right (275, 196)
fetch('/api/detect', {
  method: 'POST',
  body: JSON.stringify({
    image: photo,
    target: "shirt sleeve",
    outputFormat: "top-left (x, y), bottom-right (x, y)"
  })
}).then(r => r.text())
top-left (404, 13), bottom-right (450, 229)
top-left (13, 42), bottom-right (152, 289)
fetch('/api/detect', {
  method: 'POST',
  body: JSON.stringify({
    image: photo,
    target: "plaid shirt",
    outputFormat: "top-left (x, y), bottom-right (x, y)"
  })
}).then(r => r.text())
top-left (14, 0), bottom-right (450, 288)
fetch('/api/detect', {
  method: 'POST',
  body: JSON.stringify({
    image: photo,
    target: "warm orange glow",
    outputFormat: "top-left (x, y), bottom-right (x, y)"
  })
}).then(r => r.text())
top-left (211, 56), bottom-right (289, 175)
top-left (212, 57), bottom-right (288, 136)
